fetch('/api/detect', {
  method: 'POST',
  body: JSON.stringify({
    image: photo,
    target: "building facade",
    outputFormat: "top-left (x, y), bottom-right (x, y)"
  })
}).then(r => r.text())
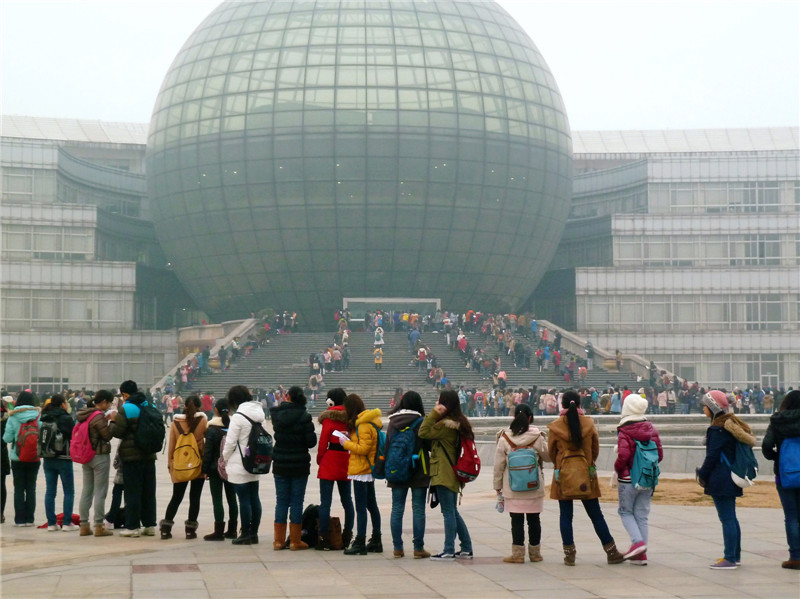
top-left (532, 128), bottom-right (800, 390)
top-left (0, 116), bottom-right (194, 393)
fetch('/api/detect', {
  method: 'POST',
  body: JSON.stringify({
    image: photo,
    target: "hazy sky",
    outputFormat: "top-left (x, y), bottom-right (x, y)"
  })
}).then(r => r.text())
top-left (1, 0), bottom-right (798, 131)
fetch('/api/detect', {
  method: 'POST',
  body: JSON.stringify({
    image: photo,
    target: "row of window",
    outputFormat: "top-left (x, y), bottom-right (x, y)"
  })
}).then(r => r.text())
top-left (1, 224), bottom-right (94, 259)
top-left (580, 294), bottom-right (799, 331)
top-left (649, 181), bottom-right (794, 214)
top-left (647, 353), bottom-right (790, 392)
top-left (615, 234), bottom-right (799, 266)
top-left (2, 290), bottom-right (133, 329)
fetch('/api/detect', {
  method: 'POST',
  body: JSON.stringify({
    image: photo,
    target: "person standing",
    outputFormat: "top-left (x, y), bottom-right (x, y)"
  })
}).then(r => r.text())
top-left (200, 397), bottom-right (238, 541)
top-left (386, 391), bottom-right (431, 559)
top-left (614, 393), bottom-right (663, 565)
top-left (373, 346), bottom-right (383, 370)
top-left (419, 390), bottom-right (474, 561)
top-left (761, 389), bottom-right (800, 569)
top-left (160, 395), bottom-right (207, 540)
top-left (109, 380), bottom-right (158, 537)
top-left (3, 391), bottom-right (41, 526)
top-left (76, 390), bottom-right (114, 537)
top-left (339, 394), bottom-right (383, 556)
top-left (1, 394), bottom-right (12, 523)
top-left (315, 388), bottom-right (355, 550)
top-left (548, 390), bottom-right (624, 566)
top-left (696, 390), bottom-right (756, 569)
top-left (271, 386), bottom-right (317, 551)
top-left (40, 394), bottom-right (77, 531)
top-left (493, 403), bottom-right (550, 563)
top-left (222, 385), bottom-right (265, 545)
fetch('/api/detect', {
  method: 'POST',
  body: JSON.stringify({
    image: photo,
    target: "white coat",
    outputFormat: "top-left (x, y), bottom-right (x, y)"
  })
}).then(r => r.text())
top-left (222, 400), bottom-right (266, 484)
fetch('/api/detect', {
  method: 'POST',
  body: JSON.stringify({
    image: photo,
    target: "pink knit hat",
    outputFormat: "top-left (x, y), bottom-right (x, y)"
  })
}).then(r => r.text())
top-left (702, 390), bottom-right (729, 417)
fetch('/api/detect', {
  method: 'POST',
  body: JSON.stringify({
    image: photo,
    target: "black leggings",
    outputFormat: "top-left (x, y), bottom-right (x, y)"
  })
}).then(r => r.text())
top-left (165, 478), bottom-right (205, 523)
top-left (510, 512), bottom-right (541, 546)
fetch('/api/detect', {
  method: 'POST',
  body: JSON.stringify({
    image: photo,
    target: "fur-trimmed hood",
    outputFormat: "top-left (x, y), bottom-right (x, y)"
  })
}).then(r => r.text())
top-left (711, 412), bottom-right (756, 447)
top-left (387, 409), bottom-right (423, 431)
top-left (318, 406), bottom-right (347, 425)
top-left (355, 407), bottom-right (382, 429)
top-left (207, 415), bottom-right (225, 427)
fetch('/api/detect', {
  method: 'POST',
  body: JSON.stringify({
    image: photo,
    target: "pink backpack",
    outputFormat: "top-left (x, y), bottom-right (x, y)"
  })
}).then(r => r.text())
top-left (71, 411), bottom-right (102, 464)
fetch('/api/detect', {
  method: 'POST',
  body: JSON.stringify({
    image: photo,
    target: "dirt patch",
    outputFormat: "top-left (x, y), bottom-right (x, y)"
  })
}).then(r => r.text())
top-left (595, 478), bottom-right (781, 508)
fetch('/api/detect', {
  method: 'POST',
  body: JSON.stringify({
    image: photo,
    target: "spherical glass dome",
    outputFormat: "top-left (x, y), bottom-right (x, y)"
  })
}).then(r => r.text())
top-left (147, 0), bottom-right (572, 330)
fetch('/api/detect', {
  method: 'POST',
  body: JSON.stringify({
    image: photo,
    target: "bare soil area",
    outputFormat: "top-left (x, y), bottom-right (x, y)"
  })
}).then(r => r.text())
top-left (595, 478), bottom-right (781, 508)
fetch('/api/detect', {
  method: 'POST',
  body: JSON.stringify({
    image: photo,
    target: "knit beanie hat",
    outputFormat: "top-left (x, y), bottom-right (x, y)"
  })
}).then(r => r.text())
top-left (619, 393), bottom-right (648, 425)
top-left (702, 390), bottom-right (729, 417)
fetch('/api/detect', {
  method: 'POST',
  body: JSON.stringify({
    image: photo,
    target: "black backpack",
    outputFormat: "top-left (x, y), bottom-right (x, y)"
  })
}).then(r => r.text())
top-left (134, 401), bottom-right (166, 454)
top-left (236, 413), bottom-right (273, 474)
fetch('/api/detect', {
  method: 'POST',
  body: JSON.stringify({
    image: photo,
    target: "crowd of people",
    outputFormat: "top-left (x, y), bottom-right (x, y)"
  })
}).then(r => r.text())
top-left (2, 381), bottom-right (799, 572)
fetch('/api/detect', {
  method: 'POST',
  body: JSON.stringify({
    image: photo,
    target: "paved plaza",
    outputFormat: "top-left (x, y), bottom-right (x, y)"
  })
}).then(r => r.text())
top-left (2, 451), bottom-right (798, 599)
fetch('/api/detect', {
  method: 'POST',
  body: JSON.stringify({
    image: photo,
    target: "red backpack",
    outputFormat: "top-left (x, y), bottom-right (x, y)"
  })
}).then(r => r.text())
top-left (16, 417), bottom-right (40, 462)
top-left (445, 434), bottom-right (481, 484)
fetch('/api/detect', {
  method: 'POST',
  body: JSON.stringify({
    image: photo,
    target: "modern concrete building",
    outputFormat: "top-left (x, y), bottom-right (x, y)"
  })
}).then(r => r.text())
top-left (531, 127), bottom-right (800, 390)
top-left (0, 116), bottom-right (194, 393)
top-left (146, 0), bottom-right (573, 331)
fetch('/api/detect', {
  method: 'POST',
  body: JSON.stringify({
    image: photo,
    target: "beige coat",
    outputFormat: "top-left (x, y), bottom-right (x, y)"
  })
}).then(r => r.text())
top-left (493, 425), bottom-right (550, 513)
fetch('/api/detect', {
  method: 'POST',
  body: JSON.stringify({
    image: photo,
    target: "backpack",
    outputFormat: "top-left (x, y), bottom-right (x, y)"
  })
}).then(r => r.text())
top-left (38, 419), bottom-right (67, 459)
top-left (720, 441), bottom-right (758, 488)
top-left (629, 439), bottom-right (660, 490)
top-left (359, 423), bottom-right (387, 479)
top-left (300, 504), bottom-right (319, 548)
top-left (236, 413), bottom-right (273, 474)
top-left (16, 418), bottom-right (40, 462)
top-left (778, 436), bottom-right (800, 489)
top-left (71, 411), bottom-right (103, 464)
top-left (171, 418), bottom-right (202, 483)
top-left (385, 417), bottom-right (424, 484)
top-left (502, 433), bottom-right (540, 492)
top-left (217, 428), bottom-right (229, 481)
top-left (445, 434), bottom-right (481, 484)
top-left (556, 446), bottom-right (593, 499)
top-left (134, 401), bottom-right (166, 454)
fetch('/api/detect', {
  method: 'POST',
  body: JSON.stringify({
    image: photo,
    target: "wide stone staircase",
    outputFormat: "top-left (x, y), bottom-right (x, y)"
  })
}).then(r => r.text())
top-left (182, 331), bottom-right (635, 414)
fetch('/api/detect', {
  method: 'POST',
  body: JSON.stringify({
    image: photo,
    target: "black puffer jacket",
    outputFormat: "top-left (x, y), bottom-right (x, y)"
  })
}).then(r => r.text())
top-left (109, 392), bottom-right (157, 462)
top-left (762, 408), bottom-right (800, 477)
top-left (202, 416), bottom-right (226, 478)
top-left (270, 401), bottom-right (316, 477)
top-left (40, 406), bottom-right (74, 459)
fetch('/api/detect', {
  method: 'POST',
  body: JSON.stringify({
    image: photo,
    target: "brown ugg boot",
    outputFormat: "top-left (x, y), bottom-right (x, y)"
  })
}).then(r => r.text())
top-left (289, 522), bottom-right (309, 550)
top-left (502, 545), bottom-right (525, 563)
top-left (79, 522), bottom-right (92, 536)
top-left (204, 521), bottom-right (225, 541)
top-left (273, 522), bottom-right (287, 550)
top-left (93, 524), bottom-right (113, 537)
top-left (603, 541), bottom-right (624, 564)
top-left (528, 544), bottom-right (543, 562)
top-left (563, 544), bottom-right (577, 566)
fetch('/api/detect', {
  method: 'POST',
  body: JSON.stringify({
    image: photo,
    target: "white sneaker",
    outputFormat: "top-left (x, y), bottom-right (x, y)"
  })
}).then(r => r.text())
top-left (119, 528), bottom-right (140, 538)
top-left (104, 520), bottom-right (115, 530)
top-left (61, 523), bottom-right (78, 532)
top-left (141, 526), bottom-right (156, 536)
top-left (47, 525), bottom-right (61, 532)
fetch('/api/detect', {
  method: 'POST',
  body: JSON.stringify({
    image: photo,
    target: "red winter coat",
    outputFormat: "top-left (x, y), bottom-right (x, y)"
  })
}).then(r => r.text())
top-left (614, 419), bottom-right (663, 481)
top-left (316, 405), bottom-right (350, 480)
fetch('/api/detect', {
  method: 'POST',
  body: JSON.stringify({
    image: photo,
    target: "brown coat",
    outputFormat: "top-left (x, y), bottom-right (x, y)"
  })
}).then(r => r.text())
top-left (547, 414), bottom-right (601, 500)
top-left (167, 413), bottom-right (207, 483)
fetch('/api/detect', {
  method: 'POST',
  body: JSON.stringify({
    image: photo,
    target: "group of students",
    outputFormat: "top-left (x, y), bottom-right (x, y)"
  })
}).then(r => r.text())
top-left (2, 382), bottom-right (799, 572)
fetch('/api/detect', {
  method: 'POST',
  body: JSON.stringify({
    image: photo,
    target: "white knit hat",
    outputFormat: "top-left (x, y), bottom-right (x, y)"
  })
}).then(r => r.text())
top-left (619, 393), bottom-right (648, 425)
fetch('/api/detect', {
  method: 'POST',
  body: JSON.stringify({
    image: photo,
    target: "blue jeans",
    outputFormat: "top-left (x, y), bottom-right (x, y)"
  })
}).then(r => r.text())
top-left (617, 482), bottom-right (651, 545)
top-left (436, 486), bottom-right (472, 554)
top-left (390, 486), bottom-right (426, 551)
top-left (352, 480), bottom-right (381, 538)
top-left (121, 460), bottom-right (157, 530)
top-left (11, 461), bottom-right (40, 524)
top-left (318, 478), bottom-right (354, 535)
top-left (712, 495), bottom-right (741, 562)
top-left (234, 481), bottom-right (262, 534)
top-left (776, 484), bottom-right (800, 560)
top-left (44, 458), bottom-right (74, 526)
top-left (558, 498), bottom-right (613, 546)
top-left (274, 475), bottom-right (308, 525)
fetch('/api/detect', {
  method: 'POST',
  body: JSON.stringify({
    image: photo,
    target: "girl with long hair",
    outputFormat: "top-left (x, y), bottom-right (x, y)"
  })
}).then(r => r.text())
top-left (160, 394), bottom-right (207, 539)
top-left (200, 397), bottom-right (238, 541)
top-left (547, 390), bottom-right (624, 566)
top-left (337, 394), bottom-right (383, 555)
top-left (386, 390), bottom-right (431, 558)
top-left (419, 389), bottom-right (474, 560)
top-left (493, 403), bottom-right (550, 563)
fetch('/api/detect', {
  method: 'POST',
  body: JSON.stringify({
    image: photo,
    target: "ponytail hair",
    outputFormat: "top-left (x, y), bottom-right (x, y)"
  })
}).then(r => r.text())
top-left (561, 390), bottom-right (583, 448)
top-left (509, 403), bottom-right (532, 436)
top-left (214, 397), bottom-right (231, 428)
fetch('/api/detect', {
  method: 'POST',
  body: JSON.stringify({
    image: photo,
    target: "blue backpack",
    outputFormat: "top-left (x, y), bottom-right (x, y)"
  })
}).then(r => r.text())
top-left (503, 433), bottom-right (540, 491)
top-left (359, 423), bottom-right (387, 479)
top-left (778, 437), bottom-right (800, 489)
top-left (630, 439), bottom-right (660, 490)
top-left (385, 418), bottom-right (425, 484)
top-left (721, 441), bottom-right (758, 488)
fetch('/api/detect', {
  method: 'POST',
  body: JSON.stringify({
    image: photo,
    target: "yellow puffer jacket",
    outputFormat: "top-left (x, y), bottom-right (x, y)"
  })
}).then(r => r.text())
top-left (342, 408), bottom-right (383, 476)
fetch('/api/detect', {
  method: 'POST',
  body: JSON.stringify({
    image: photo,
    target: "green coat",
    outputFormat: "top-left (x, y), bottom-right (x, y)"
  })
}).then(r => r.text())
top-left (418, 411), bottom-right (462, 494)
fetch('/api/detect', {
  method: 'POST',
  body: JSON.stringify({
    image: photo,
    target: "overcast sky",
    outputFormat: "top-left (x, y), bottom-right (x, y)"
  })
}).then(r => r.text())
top-left (1, 0), bottom-right (798, 131)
